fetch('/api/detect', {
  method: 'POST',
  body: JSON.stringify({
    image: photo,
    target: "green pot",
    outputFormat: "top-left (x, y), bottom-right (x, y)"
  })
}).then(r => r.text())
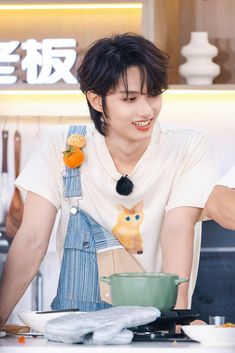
top-left (100, 272), bottom-right (188, 311)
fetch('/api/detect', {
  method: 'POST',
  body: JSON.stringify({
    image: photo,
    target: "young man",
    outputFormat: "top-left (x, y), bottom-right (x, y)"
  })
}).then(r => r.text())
top-left (0, 33), bottom-right (218, 325)
top-left (205, 166), bottom-right (235, 229)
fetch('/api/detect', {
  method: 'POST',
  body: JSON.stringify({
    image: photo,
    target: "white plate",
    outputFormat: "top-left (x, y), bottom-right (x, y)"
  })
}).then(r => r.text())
top-left (182, 325), bottom-right (235, 346)
top-left (18, 311), bottom-right (82, 334)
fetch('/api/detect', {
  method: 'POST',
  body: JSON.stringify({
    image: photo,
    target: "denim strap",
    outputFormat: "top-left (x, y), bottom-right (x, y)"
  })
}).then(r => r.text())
top-left (51, 125), bottom-right (119, 311)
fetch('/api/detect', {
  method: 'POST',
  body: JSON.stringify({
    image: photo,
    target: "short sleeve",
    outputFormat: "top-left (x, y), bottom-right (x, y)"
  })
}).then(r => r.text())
top-left (217, 166), bottom-right (235, 188)
top-left (15, 126), bottom-right (67, 210)
top-left (166, 132), bottom-right (219, 212)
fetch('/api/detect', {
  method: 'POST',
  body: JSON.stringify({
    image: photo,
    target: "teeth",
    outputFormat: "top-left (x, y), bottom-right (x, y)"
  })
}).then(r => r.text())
top-left (133, 120), bottom-right (151, 127)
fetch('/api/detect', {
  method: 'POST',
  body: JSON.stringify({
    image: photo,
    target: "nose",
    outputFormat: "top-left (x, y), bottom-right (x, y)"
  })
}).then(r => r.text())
top-left (138, 96), bottom-right (154, 118)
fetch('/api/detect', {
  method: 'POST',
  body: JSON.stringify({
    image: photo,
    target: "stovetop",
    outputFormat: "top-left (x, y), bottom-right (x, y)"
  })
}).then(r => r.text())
top-left (131, 309), bottom-right (199, 342)
top-left (132, 331), bottom-right (194, 342)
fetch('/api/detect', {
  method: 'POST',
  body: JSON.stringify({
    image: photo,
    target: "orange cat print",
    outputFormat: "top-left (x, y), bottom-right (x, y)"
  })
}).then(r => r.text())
top-left (112, 200), bottom-right (144, 255)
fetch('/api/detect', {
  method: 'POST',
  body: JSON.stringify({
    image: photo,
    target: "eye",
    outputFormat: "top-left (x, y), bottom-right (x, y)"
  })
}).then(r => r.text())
top-left (135, 214), bottom-right (140, 220)
top-left (128, 97), bottom-right (136, 102)
top-left (123, 96), bottom-right (136, 102)
top-left (125, 216), bottom-right (131, 221)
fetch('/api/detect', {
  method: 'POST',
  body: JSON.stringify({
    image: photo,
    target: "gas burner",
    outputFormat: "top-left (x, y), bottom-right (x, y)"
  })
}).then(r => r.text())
top-left (132, 331), bottom-right (195, 343)
top-left (130, 309), bottom-right (199, 342)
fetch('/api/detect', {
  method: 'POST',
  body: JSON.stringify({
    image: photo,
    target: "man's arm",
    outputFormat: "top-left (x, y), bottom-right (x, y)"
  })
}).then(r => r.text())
top-left (160, 206), bottom-right (201, 309)
top-left (205, 185), bottom-right (235, 230)
top-left (0, 192), bottom-right (57, 324)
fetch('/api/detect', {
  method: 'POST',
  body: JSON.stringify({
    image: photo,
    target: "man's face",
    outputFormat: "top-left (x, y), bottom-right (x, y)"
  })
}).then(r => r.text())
top-left (104, 66), bottom-right (162, 142)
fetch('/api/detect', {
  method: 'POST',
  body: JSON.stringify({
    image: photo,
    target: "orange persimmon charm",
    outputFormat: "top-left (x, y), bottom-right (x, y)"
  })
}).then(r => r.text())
top-left (63, 134), bottom-right (86, 168)
top-left (63, 147), bottom-right (85, 168)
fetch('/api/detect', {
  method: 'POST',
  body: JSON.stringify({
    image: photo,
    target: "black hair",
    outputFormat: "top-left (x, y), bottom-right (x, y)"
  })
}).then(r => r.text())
top-left (77, 32), bottom-right (170, 136)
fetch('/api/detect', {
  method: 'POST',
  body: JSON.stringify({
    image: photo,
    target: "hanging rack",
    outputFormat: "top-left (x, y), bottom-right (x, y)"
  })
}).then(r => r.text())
top-left (1, 116), bottom-right (8, 130)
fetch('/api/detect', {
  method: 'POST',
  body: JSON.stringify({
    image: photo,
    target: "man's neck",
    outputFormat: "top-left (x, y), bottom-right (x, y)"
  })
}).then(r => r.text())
top-left (105, 134), bottom-right (151, 175)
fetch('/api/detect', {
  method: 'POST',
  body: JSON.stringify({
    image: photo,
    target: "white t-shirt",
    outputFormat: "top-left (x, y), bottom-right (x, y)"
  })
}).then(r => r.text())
top-left (218, 166), bottom-right (235, 188)
top-left (16, 122), bottom-right (218, 301)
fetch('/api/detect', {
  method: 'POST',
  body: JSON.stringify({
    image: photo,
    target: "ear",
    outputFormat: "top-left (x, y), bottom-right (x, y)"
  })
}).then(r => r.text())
top-left (117, 204), bottom-right (125, 213)
top-left (133, 200), bottom-right (144, 211)
top-left (86, 91), bottom-right (103, 113)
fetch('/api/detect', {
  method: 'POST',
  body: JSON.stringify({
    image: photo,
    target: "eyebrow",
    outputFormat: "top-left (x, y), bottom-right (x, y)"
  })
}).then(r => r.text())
top-left (118, 90), bottom-right (140, 94)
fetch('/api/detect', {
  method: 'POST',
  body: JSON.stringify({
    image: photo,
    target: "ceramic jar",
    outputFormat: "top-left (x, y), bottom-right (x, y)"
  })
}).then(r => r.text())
top-left (179, 32), bottom-right (220, 85)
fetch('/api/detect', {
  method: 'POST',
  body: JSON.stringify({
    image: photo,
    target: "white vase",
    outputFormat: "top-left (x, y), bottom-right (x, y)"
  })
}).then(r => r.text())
top-left (179, 32), bottom-right (220, 85)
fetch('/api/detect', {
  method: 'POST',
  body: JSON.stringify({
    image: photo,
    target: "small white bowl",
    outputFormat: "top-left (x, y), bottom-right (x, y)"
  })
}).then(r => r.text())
top-left (182, 324), bottom-right (235, 346)
top-left (18, 311), bottom-right (82, 334)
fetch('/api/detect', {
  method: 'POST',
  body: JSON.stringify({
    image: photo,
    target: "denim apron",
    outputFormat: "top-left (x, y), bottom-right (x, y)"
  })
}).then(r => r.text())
top-left (51, 125), bottom-right (121, 312)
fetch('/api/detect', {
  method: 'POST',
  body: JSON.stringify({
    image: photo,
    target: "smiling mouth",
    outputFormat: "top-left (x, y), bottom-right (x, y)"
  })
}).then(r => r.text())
top-left (132, 119), bottom-right (153, 127)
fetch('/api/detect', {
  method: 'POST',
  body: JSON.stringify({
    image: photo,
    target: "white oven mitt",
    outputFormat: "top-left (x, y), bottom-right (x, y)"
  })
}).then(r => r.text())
top-left (44, 306), bottom-right (160, 345)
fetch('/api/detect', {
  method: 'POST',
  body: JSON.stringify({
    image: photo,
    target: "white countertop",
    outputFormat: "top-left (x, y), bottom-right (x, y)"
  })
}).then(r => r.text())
top-left (1, 337), bottom-right (235, 353)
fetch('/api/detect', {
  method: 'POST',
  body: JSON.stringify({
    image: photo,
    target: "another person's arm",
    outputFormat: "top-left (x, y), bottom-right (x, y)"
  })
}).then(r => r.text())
top-left (0, 191), bottom-right (57, 325)
top-left (205, 164), bottom-right (235, 229)
top-left (161, 206), bottom-right (201, 309)
top-left (205, 185), bottom-right (235, 230)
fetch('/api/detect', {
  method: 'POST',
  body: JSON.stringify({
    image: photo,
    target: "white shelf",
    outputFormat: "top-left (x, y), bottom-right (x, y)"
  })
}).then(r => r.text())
top-left (0, 83), bottom-right (80, 92)
top-left (170, 84), bottom-right (235, 91)
top-left (1, 83), bottom-right (235, 94)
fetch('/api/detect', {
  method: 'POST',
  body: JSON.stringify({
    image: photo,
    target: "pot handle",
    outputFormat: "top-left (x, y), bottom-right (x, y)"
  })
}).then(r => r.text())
top-left (99, 276), bottom-right (111, 284)
top-left (175, 277), bottom-right (189, 286)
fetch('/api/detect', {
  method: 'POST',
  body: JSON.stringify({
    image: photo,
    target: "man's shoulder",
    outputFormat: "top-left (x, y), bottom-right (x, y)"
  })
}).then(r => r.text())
top-left (158, 122), bottom-right (213, 146)
top-left (159, 121), bottom-right (210, 138)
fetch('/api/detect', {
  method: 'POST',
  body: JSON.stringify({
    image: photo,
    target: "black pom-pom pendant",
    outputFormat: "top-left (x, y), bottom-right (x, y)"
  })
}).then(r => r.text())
top-left (116, 175), bottom-right (134, 196)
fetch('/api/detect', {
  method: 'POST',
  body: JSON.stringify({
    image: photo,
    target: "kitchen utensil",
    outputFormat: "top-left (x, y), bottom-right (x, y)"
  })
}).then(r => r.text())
top-left (100, 272), bottom-right (188, 311)
top-left (132, 309), bottom-right (199, 331)
top-left (0, 130), bottom-right (9, 224)
top-left (1, 324), bottom-right (30, 335)
top-left (209, 315), bottom-right (226, 325)
top-left (182, 324), bottom-right (235, 346)
top-left (31, 270), bottom-right (43, 312)
top-left (44, 306), bottom-right (160, 345)
top-left (131, 309), bottom-right (200, 341)
top-left (36, 308), bottom-right (80, 314)
top-left (5, 130), bottom-right (24, 239)
top-left (18, 310), bottom-right (83, 334)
